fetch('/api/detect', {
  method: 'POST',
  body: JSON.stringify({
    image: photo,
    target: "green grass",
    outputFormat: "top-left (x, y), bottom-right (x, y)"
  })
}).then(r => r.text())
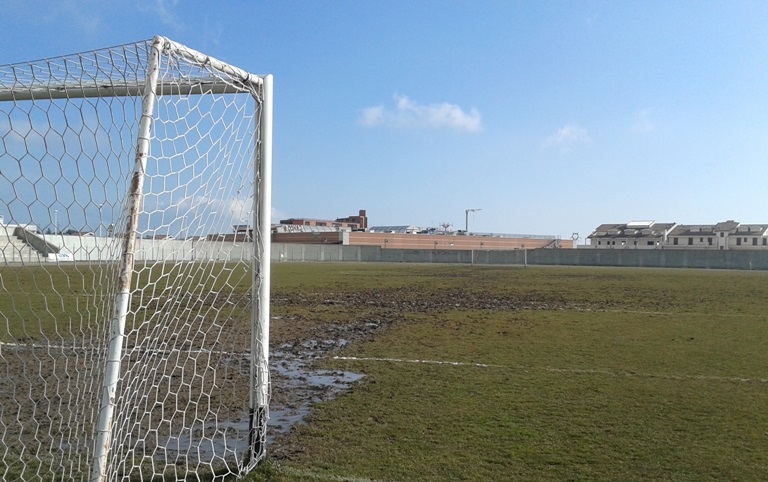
top-left (3, 262), bottom-right (768, 480)
top-left (254, 263), bottom-right (768, 481)
top-left (0, 261), bottom-right (251, 342)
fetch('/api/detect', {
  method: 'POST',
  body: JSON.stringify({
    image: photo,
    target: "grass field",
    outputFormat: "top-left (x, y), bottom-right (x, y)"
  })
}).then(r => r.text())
top-left (252, 263), bottom-right (768, 481)
top-left (1, 261), bottom-right (767, 481)
top-left (0, 261), bottom-right (255, 481)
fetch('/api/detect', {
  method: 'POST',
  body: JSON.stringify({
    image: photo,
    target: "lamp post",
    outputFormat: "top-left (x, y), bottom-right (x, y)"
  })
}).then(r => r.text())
top-left (465, 208), bottom-right (482, 233)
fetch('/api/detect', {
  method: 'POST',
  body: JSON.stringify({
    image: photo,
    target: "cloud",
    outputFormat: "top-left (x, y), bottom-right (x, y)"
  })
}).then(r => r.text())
top-left (359, 106), bottom-right (385, 126)
top-left (271, 207), bottom-right (287, 225)
top-left (139, 0), bottom-right (184, 31)
top-left (632, 109), bottom-right (655, 133)
top-left (359, 95), bottom-right (481, 132)
top-left (544, 124), bottom-right (592, 150)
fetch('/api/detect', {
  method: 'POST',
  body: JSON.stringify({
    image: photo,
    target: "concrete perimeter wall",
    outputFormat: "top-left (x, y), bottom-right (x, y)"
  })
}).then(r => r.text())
top-left (31, 238), bottom-right (768, 270)
top-left (52, 236), bottom-right (251, 262)
top-left (272, 243), bottom-right (768, 270)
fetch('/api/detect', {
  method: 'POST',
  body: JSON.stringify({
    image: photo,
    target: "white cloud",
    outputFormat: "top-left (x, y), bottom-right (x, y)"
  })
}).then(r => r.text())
top-left (632, 109), bottom-right (655, 133)
top-left (271, 207), bottom-right (288, 225)
top-left (359, 94), bottom-right (481, 132)
top-left (359, 106), bottom-right (385, 127)
top-left (139, 0), bottom-right (184, 31)
top-left (544, 124), bottom-right (592, 150)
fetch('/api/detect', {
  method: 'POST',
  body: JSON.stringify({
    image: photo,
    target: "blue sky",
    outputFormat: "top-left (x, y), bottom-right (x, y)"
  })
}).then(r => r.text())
top-left (1, 1), bottom-right (767, 242)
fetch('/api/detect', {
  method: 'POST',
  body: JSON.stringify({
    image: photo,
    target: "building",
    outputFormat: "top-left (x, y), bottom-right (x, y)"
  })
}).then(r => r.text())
top-left (279, 209), bottom-right (367, 231)
top-left (273, 210), bottom-right (572, 250)
top-left (368, 225), bottom-right (421, 234)
top-left (334, 209), bottom-right (368, 230)
top-left (587, 221), bottom-right (676, 249)
top-left (667, 221), bottom-right (768, 250)
top-left (588, 220), bottom-right (768, 250)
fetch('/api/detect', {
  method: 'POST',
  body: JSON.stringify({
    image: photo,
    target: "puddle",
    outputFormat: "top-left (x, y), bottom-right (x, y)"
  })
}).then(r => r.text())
top-left (160, 338), bottom-right (364, 461)
top-left (270, 345), bottom-right (364, 436)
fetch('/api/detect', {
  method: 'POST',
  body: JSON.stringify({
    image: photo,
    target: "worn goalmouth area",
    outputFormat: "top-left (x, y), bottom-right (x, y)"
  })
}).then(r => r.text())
top-left (0, 37), bottom-right (272, 481)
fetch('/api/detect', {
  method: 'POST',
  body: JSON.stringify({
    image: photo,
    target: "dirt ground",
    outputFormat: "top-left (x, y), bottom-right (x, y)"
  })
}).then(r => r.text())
top-left (0, 283), bottom-right (558, 476)
top-left (266, 285), bottom-right (566, 460)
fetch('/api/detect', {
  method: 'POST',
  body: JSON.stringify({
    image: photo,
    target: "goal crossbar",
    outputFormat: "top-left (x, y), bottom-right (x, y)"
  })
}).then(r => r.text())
top-left (0, 80), bottom-right (255, 101)
top-left (0, 36), bottom-right (264, 102)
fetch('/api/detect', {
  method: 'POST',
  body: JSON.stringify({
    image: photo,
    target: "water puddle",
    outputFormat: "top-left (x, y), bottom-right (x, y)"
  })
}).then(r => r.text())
top-left (161, 338), bottom-right (364, 461)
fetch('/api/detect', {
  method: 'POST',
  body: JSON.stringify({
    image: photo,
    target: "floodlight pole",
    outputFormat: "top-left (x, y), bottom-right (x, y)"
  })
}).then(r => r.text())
top-left (465, 208), bottom-right (482, 233)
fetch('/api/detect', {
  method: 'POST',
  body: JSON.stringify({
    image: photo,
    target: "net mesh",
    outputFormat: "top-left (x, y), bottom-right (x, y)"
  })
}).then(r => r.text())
top-left (0, 37), bottom-right (269, 480)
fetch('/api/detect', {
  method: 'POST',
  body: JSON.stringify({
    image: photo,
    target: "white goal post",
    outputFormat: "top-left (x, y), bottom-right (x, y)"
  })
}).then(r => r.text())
top-left (0, 36), bottom-right (272, 481)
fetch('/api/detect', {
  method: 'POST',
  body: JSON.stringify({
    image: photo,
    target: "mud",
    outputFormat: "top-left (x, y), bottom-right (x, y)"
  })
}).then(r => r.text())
top-left (0, 285), bottom-right (569, 474)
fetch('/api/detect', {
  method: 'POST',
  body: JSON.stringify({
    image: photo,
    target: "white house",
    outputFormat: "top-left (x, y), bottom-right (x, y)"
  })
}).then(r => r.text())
top-left (666, 221), bottom-right (768, 250)
top-left (591, 220), bottom-right (768, 250)
top-left (587, 221), bottom-right (676, 249)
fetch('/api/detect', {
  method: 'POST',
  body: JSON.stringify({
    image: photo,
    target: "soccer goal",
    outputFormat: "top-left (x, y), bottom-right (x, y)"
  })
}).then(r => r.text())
top-left (0, 36), bottom-right (272, 481)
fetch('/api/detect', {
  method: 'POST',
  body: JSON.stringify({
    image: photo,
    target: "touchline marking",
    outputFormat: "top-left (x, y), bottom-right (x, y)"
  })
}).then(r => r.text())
top-left (333, 356), bottom-right (502, 368)
top-left (572, 307), bottom-right (761, 318)
top-left (0, 341), bottom-right (248, 357)
top-left (280, 466), bottom-right (383, 482)
top-left (539, 366), bottom-right (768, 383)
top-left (333, 356), bottom-right (768, 383)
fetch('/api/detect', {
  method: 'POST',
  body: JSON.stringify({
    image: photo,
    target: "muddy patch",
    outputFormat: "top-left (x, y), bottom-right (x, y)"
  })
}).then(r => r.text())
top-left (270, 339), bottom-right (365, 438)
top-left (158, 334), bottom-right (367, 463)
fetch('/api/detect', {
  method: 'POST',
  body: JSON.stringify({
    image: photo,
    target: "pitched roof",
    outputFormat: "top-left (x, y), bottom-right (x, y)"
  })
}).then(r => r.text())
top-left (714, 220), bottom-right (740, 231)
top-left (588, 222), bottom-right (676, 239)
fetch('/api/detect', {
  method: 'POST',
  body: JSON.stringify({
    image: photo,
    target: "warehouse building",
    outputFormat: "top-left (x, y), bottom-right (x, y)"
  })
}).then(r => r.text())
top-left (272, 210), bottom-right (572, 250)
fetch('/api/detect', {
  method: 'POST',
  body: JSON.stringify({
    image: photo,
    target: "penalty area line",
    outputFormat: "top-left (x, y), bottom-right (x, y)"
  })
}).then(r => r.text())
top-left (333, 356), bottom-right (768, 384)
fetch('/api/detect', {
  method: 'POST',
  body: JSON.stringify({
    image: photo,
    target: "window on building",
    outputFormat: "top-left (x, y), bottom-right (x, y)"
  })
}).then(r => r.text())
top-left (708, 238), bottom-right (712, 245)
top-left (633, 241), bottom-right (637, 245)
top-left (720, 232), bottom-right (724, 237)
top-left (764, 238), bottom-right (767, 246)
top-left (700, 238), bottom-right (703, 242)
top-left (753, 238), bottom-right (758, 246)
top-left (673, 238), bottom-right (678, 245)
top-left (647, 241), bottom-right (654, 246)
top-left (737, 238), bottom-right (742, 246)
top-left (598, 241), bottom-right (601, 245)
top-left (688, 238), bottom-right (693, 245)
top-left (317, 222), bottom-right (326, 226)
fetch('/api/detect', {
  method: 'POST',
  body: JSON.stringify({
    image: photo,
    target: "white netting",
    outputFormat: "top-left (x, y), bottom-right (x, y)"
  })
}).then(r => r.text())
top-left (0, 37), bottom-right (271, 481)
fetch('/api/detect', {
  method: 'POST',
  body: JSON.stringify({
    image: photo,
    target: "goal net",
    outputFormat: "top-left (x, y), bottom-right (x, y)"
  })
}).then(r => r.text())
top-left (0, 37), bottom-right (272, 481)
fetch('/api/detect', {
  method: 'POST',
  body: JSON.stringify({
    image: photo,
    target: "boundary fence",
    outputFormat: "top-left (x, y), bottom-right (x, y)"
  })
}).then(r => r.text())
top-left (8, 238), bottom-right (768, 270)
top-left (272, 243), bottom-right (768, 270)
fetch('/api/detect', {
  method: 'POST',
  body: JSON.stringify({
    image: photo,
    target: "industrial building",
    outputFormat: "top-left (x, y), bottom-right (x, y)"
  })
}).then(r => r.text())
top-left (272, 210), bottom-right (572, 250)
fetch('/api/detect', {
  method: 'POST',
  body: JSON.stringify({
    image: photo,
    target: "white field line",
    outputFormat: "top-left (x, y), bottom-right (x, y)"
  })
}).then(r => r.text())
top-left (0, 341), bottom-right (247, 357)
top-left (333, 356), bottom-right (768, 384)
top-left (334, 355), bottom-right (502, 369)
top-left (569, 308), bottom-right (760, 318)
top-left (279, 466), bottom-right (382, 482)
